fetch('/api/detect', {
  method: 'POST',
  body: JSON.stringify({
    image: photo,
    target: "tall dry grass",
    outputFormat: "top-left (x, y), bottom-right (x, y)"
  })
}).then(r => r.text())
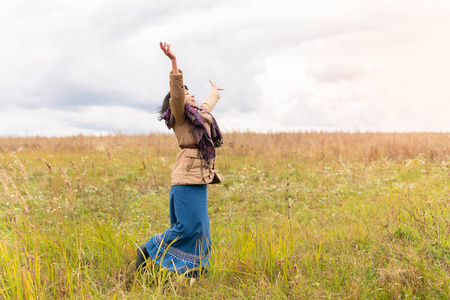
top-left (1, 132), bottom-right (449, 161)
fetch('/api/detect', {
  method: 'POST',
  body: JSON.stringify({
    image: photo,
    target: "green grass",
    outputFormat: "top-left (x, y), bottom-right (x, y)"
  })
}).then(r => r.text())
top-left (0, 133), bottom-right (450, 299)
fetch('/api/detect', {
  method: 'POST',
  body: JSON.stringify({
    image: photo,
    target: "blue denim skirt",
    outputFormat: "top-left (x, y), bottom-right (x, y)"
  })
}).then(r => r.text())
top-left (146, 184), bottom-right (211, 274)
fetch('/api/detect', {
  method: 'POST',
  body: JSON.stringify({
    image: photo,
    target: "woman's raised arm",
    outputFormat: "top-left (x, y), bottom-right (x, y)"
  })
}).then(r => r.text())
top-left (160, 42), bottom-right (179, 75)
top-left (200, 81), bottom-right (224, 113)
top-left (160, 42), bottom-right (185, 122)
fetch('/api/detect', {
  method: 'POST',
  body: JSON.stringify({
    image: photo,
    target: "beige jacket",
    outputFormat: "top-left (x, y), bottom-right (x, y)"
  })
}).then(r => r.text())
top-left (169, 70), bottom-right (221, 186)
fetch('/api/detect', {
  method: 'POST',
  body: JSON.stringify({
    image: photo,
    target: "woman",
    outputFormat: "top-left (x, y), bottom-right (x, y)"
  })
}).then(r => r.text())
top-left (136, 42), bottom-right (224, 276)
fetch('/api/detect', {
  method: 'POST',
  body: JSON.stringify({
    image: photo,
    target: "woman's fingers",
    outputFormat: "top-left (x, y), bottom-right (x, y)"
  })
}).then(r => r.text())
top-left (160, 42), bottom-right (176, 61)
top-left (209, 80), bottom-right (224, 91)
top-left (160, 42), bottom-right (167, 54)
top-left (160, 42), bottom-right (171, 55)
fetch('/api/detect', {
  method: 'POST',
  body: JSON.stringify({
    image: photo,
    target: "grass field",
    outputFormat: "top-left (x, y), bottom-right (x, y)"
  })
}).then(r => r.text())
top-left (0, 132), bottom-right (450, 299)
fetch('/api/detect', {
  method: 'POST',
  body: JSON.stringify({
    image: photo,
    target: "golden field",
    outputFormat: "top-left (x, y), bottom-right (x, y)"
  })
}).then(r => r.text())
top-left (0, 132), bottom-right (450, 299)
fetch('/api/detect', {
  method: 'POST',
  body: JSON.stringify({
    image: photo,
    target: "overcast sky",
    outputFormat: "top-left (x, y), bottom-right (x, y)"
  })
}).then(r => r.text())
top-left (1, 0), bottom-right (449, 136)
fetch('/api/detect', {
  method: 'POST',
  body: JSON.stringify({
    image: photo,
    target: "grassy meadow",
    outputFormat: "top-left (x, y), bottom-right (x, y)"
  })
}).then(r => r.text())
top-left (0, 132), bottom-right (450, 299)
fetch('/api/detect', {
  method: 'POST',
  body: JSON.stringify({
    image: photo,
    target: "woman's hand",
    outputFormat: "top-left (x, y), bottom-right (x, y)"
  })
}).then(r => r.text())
top-left (160, 42), bottom-right (176, 61)
top-left (209, 80), bottom-right (224, 92)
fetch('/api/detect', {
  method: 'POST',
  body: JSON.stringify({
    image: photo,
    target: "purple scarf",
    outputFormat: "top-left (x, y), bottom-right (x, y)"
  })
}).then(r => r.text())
top-left (162, 104), bottom-right (223, 160)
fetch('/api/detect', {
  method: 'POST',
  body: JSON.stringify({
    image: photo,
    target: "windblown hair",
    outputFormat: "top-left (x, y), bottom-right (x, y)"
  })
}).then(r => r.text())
top-left (158, 85), bottom-right (189, 121)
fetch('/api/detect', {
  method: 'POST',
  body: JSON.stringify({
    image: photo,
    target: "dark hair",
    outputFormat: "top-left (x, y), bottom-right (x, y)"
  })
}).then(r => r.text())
top-left (158, 85), bottom-right (189, 121)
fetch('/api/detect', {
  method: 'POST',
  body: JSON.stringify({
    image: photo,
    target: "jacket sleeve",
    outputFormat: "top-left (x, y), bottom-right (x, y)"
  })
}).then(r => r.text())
top-left (169, 70), bottom-right (186, 124)
top-left (199, 91), bottom-right (220, 113)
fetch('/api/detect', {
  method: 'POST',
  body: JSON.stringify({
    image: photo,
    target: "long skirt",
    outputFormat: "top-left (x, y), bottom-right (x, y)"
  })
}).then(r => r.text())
top-left (146, 184), bottom-right (211, 274)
